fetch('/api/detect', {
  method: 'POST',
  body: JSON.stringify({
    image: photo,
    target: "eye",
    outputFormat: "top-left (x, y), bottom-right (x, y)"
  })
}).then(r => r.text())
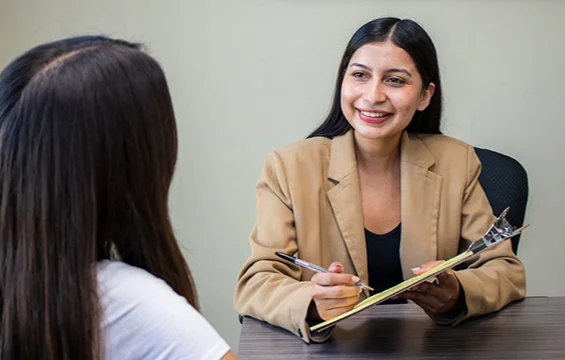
top-left (351, 71), bottom-right (367, 79)
top-left (387, 77), bottom-right (405, 85)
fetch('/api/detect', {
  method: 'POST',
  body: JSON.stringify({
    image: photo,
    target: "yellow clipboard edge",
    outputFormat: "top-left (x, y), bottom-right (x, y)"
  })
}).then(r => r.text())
top-left (309, 251), bottom-right (474, 332)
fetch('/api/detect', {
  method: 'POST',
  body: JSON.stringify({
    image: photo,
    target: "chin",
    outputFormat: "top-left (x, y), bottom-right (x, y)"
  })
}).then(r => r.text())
top-left (353, 123), bottom-right (395, 140)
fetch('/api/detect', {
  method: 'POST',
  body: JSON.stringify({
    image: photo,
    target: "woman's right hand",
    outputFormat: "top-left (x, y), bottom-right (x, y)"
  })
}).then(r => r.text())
top-left (310, 262), bottom-right (363, 320)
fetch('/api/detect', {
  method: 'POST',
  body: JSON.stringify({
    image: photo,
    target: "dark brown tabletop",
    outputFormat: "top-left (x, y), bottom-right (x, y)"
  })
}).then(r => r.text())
top-left (238, 296), bottom-right (565, 359)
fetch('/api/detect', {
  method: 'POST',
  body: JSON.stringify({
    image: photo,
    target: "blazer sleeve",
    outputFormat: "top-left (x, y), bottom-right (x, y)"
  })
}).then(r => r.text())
top-left (451, 145), bottom-right (527, 323)
top-left (233, 151), bottom-right (330, 343)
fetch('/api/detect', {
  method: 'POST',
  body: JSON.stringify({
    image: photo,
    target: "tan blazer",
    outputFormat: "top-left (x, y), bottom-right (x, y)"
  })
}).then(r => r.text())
top-left (234, 130), bottom-right (526, 343)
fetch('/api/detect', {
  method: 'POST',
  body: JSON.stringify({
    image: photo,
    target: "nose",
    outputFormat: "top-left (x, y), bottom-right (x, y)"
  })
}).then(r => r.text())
top-left (365, 80), bottom-right (387, 104)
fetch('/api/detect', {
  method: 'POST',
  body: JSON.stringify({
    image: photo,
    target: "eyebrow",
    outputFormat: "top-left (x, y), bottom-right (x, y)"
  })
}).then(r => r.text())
top-left (349, 63), bottom-right (412, 77)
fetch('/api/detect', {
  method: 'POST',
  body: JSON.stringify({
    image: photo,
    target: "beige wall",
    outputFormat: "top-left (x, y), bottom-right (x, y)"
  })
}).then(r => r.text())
top-left (1, 0), bottom-right (564, 351)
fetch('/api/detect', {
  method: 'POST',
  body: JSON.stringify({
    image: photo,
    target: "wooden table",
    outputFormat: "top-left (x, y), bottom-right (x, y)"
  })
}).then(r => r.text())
top-left (238, 297), bottom-right (565, 359)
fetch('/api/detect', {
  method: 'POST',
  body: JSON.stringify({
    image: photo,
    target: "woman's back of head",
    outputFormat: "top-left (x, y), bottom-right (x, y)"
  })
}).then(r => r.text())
top-left (0, 36), bottom-right (197, 360)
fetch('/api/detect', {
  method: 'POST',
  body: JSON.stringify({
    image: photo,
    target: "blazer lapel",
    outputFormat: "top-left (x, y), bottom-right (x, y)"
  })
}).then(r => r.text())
top-left (325, 131), bottom-right (442, 285)
top-left (399, 132), bottom-right (443, 280)
top-left (326, 131), bottom-right (369, 286)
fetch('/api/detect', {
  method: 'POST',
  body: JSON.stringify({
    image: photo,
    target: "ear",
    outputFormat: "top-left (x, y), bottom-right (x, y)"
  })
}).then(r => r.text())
top-left (417, 82), bottom-right (436, 111)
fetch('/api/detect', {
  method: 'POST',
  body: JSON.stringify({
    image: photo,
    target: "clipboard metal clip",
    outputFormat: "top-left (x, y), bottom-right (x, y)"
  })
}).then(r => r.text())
top-left (467, 207), bottom-right (529, 254)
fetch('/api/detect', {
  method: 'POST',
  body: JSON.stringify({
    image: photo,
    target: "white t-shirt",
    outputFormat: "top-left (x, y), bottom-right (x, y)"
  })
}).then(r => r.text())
top-left (97, 260), bottom-right (231, 360)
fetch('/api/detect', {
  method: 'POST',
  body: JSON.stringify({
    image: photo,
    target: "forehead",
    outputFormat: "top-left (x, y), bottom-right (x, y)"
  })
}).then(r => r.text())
top-left (349, 41), bottom-right (417, 71)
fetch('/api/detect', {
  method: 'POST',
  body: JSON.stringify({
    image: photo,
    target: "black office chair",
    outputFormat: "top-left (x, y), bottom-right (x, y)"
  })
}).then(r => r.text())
top-left (473, 147), bottom-right (529, 254)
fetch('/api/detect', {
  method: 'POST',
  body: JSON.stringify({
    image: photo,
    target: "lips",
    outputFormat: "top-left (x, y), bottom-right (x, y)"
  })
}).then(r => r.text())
top-left (357, 109), bottom-right (392, 124)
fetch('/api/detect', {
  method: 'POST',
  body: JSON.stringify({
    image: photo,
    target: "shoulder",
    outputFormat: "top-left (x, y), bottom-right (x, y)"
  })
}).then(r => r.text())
top-left (412, 133), bottom-right (479, 170)
top-left (98, 260), bottom-right (186, 307)
top-left (409, 133), bottom-right (481, 186)
top-left (414, 133), bottom-right (474, 159)
top-left (275, 136), bottom-right (333, 155)
top-left (258, 136), bottom-right (333, 187)
top-left (268, 136), bottom-right (332, 167)
top-left (98, 260), bottom-right (230, 360)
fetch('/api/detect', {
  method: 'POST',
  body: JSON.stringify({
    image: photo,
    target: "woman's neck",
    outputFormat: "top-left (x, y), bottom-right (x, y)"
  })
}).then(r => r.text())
top-left (354, 132), bottom-right (401, 175)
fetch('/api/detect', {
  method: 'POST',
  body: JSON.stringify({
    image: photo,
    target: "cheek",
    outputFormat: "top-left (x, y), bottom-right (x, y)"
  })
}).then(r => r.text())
top-left (389, 91), bottom-right (423, 114)
top-left (340, 84), bottom-right (358, 125)
top-left (340, 82), bottom-right (358, 112)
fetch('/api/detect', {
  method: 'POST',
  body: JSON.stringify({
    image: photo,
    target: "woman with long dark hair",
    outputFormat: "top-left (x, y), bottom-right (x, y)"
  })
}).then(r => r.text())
top-left (0, 36), bottom-right (238, 360)
top-left (234, 17), bottom-right (525, 343)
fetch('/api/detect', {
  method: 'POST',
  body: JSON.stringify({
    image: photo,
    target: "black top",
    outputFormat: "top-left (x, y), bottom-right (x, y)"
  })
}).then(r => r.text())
top-left (365, 224), bottom-right (406, 304)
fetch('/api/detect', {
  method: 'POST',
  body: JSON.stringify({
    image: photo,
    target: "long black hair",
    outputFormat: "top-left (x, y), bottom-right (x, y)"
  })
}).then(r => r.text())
top-left (309, 17), bottom-right (442, 138)
top-left (0, 36), bottom-right (197, 359)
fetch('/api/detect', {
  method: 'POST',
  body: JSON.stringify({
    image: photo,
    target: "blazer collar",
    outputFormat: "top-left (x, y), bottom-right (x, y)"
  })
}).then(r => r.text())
top-left (398, 132), bottom-right (442, 280)
top-left (399, 131), bottom-right (435, 171)
top-left (328, 130), bottom-right (436, 182)
top-left (328, 130), bottom-right (357, 182)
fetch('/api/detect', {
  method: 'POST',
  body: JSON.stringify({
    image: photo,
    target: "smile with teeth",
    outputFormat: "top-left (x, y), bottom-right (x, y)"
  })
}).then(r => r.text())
top-left (360, 111), bottom-right (389, 118)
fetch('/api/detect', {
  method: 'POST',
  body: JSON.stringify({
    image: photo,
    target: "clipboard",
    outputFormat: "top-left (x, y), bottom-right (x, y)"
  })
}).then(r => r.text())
top-left (310, 208), bottom-right (528, 332)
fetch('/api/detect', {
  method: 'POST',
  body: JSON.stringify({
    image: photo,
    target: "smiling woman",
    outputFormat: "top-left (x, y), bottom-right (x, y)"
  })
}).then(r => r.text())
top-left (341, 42), bottom-right (435, 141)
top-left (310, 17), bottom-right (442, 139)
top-left (234, 17), bottom-right (525, 344)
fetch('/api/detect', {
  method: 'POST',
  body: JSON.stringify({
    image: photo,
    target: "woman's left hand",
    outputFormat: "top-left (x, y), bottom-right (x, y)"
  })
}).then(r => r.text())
top-left (397, 260), bottom-right (464, 314)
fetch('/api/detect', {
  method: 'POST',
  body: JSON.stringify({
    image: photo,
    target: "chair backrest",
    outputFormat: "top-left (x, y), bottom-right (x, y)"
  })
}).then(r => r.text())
top-left (473, 147), bottom-right (529, 254)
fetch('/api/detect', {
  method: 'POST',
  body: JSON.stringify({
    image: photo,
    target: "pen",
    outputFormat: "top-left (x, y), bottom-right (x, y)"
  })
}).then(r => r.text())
top-left (275, 252), bottom-right (374, 291)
